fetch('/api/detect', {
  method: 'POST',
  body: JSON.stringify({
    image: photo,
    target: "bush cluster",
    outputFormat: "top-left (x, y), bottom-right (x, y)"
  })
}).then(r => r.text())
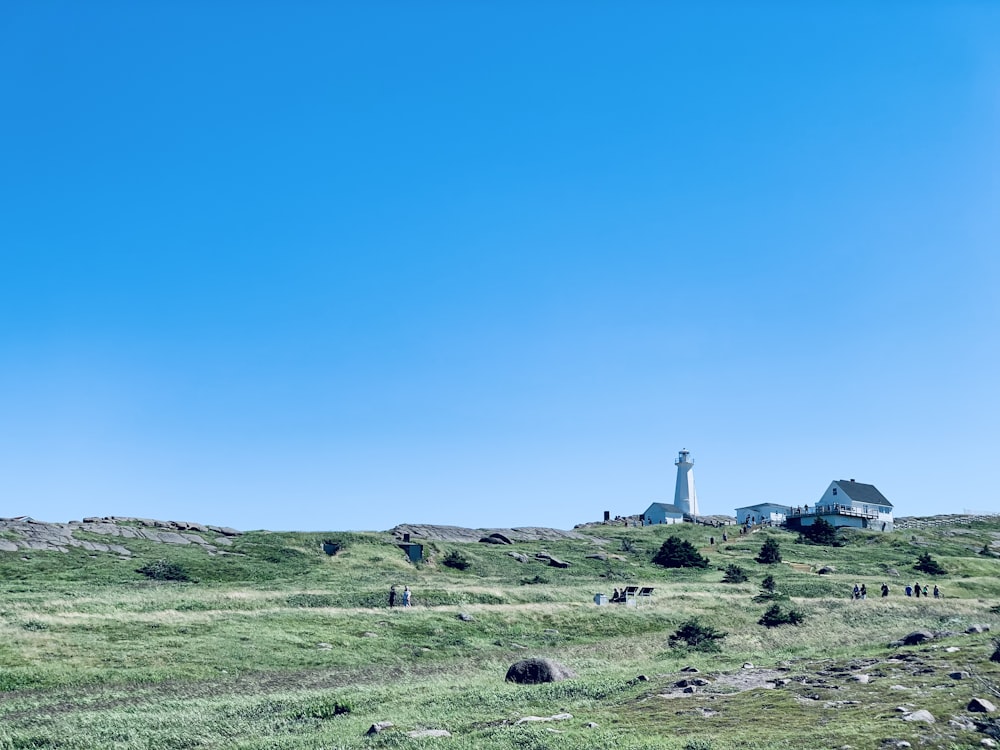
top-left (653, 537), bottom-right (709, 569)
top-left (137, 560), bottom-right (191, 582)
top-left (758, 603), bottom-right (804, 627)
top-left (442, 550), bottom-right (471, 571)
top-left (669, 618), bottom-right (727, 651)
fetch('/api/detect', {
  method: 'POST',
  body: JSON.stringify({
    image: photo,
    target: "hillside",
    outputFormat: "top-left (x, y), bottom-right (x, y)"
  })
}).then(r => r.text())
top-left (1, 515), bottom-right (999, 749)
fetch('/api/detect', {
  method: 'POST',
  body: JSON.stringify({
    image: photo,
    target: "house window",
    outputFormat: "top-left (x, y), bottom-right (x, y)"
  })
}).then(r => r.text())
top-left (832, 488), bottom-right (837, 495)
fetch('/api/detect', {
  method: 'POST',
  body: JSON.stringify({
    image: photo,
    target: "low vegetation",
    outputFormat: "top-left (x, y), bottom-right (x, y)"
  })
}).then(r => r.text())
top-left (0, 516), bottom-right (998, 749)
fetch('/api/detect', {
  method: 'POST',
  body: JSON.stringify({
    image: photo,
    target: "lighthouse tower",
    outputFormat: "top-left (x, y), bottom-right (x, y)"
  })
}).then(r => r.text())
top-left (673, 449), bottom-right (699, 517)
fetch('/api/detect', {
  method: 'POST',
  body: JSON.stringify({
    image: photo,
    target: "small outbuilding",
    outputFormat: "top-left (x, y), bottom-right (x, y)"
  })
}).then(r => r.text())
top-left (735, 503), bottom-right (790, 526)
top-left (642, 502), bottom-right (685, 526)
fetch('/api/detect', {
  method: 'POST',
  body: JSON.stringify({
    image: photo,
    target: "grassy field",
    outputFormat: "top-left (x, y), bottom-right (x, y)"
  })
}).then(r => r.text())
top-left (1, 520), bottom-right (999, 749)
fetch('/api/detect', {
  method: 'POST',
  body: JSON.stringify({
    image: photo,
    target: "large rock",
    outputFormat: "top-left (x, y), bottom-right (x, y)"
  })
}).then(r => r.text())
top-left (968, 698), bottom-right (997, 713)
top-left (505, 658), bottom-right (576, 684)
top-left (901, 630), bottom-right (934, 646)
top-left (901, 710), bottom-right (935, 723)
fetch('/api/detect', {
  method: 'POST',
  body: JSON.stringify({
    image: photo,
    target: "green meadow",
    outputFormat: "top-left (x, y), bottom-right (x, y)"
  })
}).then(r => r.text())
top-left (1, 520), bottom-right (999, 749)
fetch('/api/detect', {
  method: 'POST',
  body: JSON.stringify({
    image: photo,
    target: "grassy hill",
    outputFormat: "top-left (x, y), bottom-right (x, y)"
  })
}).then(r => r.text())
top-left (1, 518), bottom-right (999, 749)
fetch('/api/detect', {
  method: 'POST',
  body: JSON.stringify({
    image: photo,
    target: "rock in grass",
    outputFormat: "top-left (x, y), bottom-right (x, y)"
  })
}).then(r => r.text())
top-left (407, 729), bottom-right (452, 738)
top-left (516, 713), bottom-right (572, 724)
top-left (901, 709), bottom-right (935, 723)
top-left (366, 722), bottom-right (394, 735)
top-left (901, 630), bottom-right (933, 646)
top-left (949, 671), bottom-right (970, 680)
top-left (505, 658), bottom-right (576, 684)
top-left (457, 612), bottom-right (474, 622)
top-left (966, 624), bottom-right (990, 634)
top-left (968, 698), bottom-right (997, 713)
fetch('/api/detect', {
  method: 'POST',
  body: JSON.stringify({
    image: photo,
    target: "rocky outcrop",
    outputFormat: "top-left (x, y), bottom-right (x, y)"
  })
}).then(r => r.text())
top-left (0, 516), bottom-right (242, 557)
top-left (391, 524), bottom-right (588, 543)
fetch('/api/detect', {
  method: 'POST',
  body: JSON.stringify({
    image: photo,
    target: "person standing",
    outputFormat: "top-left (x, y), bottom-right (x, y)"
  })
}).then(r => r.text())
top-left (860, 584), bottom-right (867, 600)
top-left (933, 584), bottom-right (941, 599)
top-left (402, 586), bottom-right (411, 607)
top-left (389, 585), bottom-right (397, 608)
top-left (914, 582), bottom-right (921, 598)
top-left (852, 583), bottom-right (860, 600)
top-left (881, 583), bottom-right (889, 597)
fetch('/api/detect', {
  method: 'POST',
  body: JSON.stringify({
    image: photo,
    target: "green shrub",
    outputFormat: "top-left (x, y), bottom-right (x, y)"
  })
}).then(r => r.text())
top-left (669, 618), bottom-right (727, 651)
top-left (442, 550), bottom-right (471, 571)
top-left (136, 560), bottom-right (191, 582)
top-left (756, 538), bottom-right (782, 564)
top-left (653, 537), bottom-right (709, 569)
top-left (799, 518), bottom-right (841, 546)
top-left (915, 551), bottom-right (946, 575)
top-left (758, 603), bottom-right (804, 627)
top-left (761, 574), bottom-right (777, 592)
top-left (721, 564), bottom-right (748, 583)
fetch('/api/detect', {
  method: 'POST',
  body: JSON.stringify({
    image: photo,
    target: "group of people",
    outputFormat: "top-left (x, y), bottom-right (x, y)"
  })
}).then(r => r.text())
top-left (388, 585), bottom-right (412, 607)
top-left (903, 582), bottom-right (940, 598)
top-left (858, 582), bottom-right (941, 599)
top-left (610, 588), bottom-right (628, 603)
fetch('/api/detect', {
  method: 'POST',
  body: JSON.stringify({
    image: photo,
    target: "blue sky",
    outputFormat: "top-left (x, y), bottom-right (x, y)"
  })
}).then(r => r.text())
top-left (2, 3), bottom-right (998, 530)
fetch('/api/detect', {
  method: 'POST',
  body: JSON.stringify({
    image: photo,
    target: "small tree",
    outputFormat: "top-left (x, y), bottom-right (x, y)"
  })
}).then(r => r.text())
top-left (442, 550), bottom-right (471, 571)
top-left (759, 603), bottom-right (804, 628)
top-left (653, 537), bottom-right (709, 569)
top-left (669, 618), bottom-right (727, 651)
top-left (914, 551), bottom-right (946, 575)
top-left (761, 574), bottom-right (777, 593)
top-left (800, 517), bottom-right (840, 546)
top-left (721, 563), bottom-right (748, 583)
top-left (756, 538), bottom-right (782, 564)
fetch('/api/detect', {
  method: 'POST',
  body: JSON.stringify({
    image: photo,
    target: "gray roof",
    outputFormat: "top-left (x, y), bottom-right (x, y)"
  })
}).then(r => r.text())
top-left (735, 503), bottom-right (791, 512)
top-left (645, 502), bottom-right (684, 515)
top-left (835, 480), bottom-right (892, 507)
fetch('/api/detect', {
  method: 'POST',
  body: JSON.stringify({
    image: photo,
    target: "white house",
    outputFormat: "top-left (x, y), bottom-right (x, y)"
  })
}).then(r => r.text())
top-left (735, 503), bottom-right (790, 526)
top-left (642, 502), bottom-right (685, 525)
top-left (787, 479), bottom-right (894, 532)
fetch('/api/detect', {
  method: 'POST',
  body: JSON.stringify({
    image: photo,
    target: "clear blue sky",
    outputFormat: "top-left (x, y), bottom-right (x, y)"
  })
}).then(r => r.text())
top-left (2, 3), bottom-right (998, 531)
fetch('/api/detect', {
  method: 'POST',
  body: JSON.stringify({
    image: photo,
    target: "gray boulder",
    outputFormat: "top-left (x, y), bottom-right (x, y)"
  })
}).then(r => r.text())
top-left (901, 710), bottom-right (935, 723)
top-left (505, 658), bottom-right (576, 684)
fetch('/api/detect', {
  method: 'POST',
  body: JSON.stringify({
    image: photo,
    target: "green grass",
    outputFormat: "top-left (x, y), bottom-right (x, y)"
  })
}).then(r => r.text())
top-left (1, 519), bottom-right (999, 748)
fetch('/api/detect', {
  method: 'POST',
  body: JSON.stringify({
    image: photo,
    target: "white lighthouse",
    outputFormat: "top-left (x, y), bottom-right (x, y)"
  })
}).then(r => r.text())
top-left (673, 449), bottom-right (699, 517)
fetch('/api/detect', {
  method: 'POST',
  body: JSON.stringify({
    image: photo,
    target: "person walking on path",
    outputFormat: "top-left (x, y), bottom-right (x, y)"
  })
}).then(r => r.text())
top-left (389, 585), bottom-right (397, 608)
top-left (914, 582), bottom-right (921, 598)
top-left (860, 584), bottom-right (867, 600)
top-left (852, 583), bottom-right (860, 600)
top-left (933, 584), bottom-right (941, 599)
top-left (881, 583), bottom-right (889, 597)
top-left (905, 585), bottom-right (913, 597)
top-left (402, 586), bottom-right (412, 607)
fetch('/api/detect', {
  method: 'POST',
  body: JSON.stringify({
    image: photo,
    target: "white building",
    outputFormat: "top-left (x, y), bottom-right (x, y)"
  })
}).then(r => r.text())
top-left (673, 449), bottom-right (699, 516)
top-left (734, 502), bottom-right (789, 526)
top-left (787, 479), bottom-right (894, 532)
top-left (642, 502), bottom-right (685, 525)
